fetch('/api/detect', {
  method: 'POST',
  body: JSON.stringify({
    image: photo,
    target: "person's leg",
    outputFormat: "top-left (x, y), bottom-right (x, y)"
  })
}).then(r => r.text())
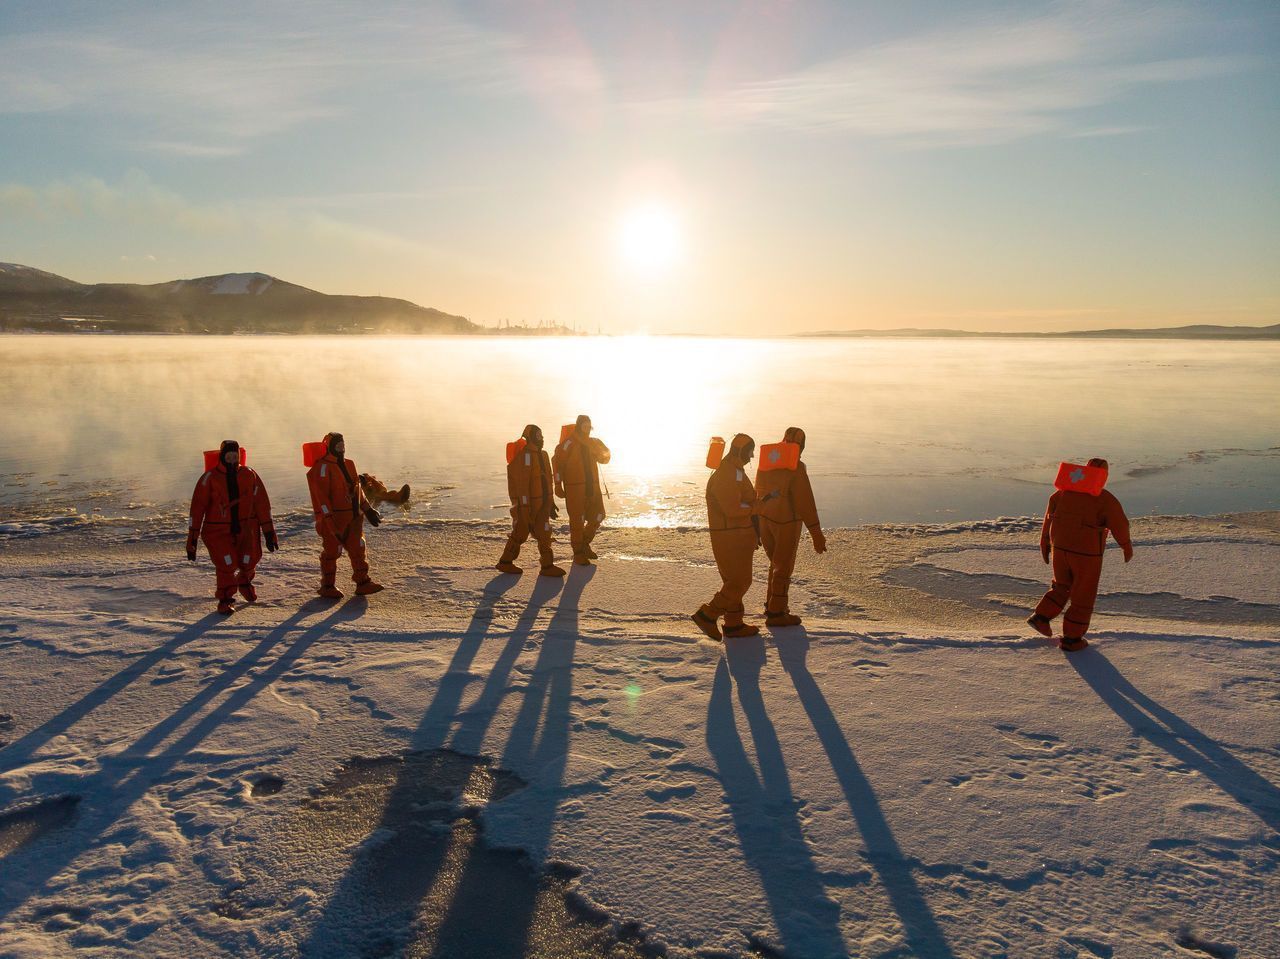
top-left (1034, 550), bottom-right (1074, 622)
top-left (204, 530), bottom-right (239, 610)
top-left (721, 537), bottom-right (756, 634)
top-left (565, 485), bottom-right (587, 560)
top-left (765, 522), bottom-right (800, 617)
top-left (235, 527), bottom-right (261, 601)
top-left (499, 510), bottom-right (531, 567)
top-left (582, 492), bottom-right (605, 555)
top-left (761, 523), bottom-right (778, 609)
top-left (533, 517), bottom-right (560, 572)
top-left (318, 526), bottom-right (342, 596)
top-left (344, 520), bottom-right (371, 584)
top-left (1063, 555), bottom-right (1103, 641)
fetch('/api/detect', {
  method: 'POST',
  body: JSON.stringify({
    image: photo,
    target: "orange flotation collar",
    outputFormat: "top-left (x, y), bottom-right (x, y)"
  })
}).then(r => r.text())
top-left (204, 448), bottom-right (247, 471)
top-left (301, 441), bottom-right (328, 467)
top-left (758, 441), bottom-right (800, 473)
top-left (558, 423), bottom-right (576, 446)
top-left (1054, 461), bottom-right (1107, 496)
top-left (506, 437), bottom-right (528, 464)
top-left (706, 436), bottom-right (725, 469)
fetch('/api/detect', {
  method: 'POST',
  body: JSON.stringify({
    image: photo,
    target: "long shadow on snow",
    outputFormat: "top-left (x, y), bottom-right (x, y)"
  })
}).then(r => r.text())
top-left (0, 612), bottom-right (223, 774)
top-left (297, 573), bottom-right (522, 957)
top-left (426, 564), bottom-right (593, 958)
top-left (707, 638), bottom-right (849, 958)
top-left (298, 568), bottom-right (591, 958)
top-left (776, 629), bottom-right (956, 959)
top-left (0, 598), bottom-right (365, 918)
top-left (1069, 649), bottom-right (1280, 833)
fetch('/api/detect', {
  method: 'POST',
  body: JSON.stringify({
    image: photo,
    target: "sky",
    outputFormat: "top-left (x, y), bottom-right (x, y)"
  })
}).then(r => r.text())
top-left (0, 0), bottom-right (1277, 334)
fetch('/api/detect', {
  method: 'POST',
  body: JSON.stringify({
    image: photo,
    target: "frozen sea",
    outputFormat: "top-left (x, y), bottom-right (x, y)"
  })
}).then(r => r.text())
top-left (2, 334), bottom-right (1277, 529)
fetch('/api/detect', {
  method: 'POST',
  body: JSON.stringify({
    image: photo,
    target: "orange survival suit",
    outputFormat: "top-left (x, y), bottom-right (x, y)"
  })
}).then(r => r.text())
top-left (498, 425), bottom-right (563, 576)
top-left (553, 419), bottom-right (611, 564)
top-left (1032, 461), bottom-right (1133, 646)
top-left (694, 434), bottom-right (762, 639)
top-left (187, 440), bottom-right (276, 611)
top-left (755, 427), bottom-right (827, 625)
top-left (306, 432), bottom-right (382, 598)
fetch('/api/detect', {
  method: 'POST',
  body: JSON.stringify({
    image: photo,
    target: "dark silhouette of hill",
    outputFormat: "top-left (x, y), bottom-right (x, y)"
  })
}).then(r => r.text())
top-left (0, 263), bottom-right (476, 334)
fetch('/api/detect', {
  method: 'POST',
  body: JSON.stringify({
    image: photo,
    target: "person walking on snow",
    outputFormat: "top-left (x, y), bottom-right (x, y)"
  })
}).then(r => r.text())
top-left (497, 424), bottom-right (565, 577)
top-left (187, 439), bottom-right (277, 616)
top-left (755, 426), bottom-right (827, 627)
top-left (692, 433), bottom-right (778, 641)
top-left (553, 414), bottom-right (611, 566)
top-left (306, 432), bottom-right (384, 599)
top-left (1028, 457), bottom-right (1134, 651)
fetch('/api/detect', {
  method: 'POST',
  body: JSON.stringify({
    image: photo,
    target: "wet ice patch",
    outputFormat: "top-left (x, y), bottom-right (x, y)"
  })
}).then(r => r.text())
top-left (924, 542), bottom-right (1280, 605)
top-left (0, 795), bottom-right (80, 856)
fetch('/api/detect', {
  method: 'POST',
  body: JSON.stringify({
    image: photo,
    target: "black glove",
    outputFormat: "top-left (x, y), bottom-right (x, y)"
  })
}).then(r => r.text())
top-left (550, 503), bottom-right (560, 520)
top-left (265, 529), bottom-right (279, 552)
top-left (186, 533), bottom-right (197, 562)
top-left (363, 505), bottom-right (382, 527)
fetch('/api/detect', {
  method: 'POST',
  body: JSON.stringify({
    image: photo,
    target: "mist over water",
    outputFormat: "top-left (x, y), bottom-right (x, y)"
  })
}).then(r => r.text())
top-left (3, 335), bottom-right (1278, 529)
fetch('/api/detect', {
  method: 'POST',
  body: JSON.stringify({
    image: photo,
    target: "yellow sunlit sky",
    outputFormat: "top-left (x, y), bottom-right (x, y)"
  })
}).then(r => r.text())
top-left (1, 1), bottom-right (1277, 334)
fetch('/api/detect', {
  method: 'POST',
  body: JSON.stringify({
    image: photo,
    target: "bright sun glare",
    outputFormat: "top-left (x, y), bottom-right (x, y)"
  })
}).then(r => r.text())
top-left (617, 203), bottom-right (684, 276)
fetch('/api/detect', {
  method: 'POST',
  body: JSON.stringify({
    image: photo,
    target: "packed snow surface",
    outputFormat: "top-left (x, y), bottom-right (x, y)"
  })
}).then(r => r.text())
top-left (0, 513), bottom-right (1277, 957)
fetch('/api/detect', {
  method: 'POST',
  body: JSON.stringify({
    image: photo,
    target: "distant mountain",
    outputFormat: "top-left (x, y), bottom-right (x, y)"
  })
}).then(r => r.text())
top-left (796, 323), bottom-right (1280, 340)
top-left (0, 263), bottom-right (477, 334)
top-left (0, 263), bottom-right (83, 294)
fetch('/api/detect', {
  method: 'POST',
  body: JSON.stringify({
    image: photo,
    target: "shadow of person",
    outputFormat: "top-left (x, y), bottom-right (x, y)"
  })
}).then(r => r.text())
top-left (1068, 648), bottom-right (1280, 832)
top-left (450, 573), bottom-right (564, 756)
top-left (0, 598), bottom-right (363, 918)
top-left (0, 610), bottom-right (223, 772)
top-left (707, 639), bottom-right (849, 959)
top-left (404, 573), bottom-right (523, 751)
top-left (422, 562), bottom-right (594, 958)
top-left (776, 628), bottom-right (955, 959)
top-left (296, 574), bottom-right (522, 957)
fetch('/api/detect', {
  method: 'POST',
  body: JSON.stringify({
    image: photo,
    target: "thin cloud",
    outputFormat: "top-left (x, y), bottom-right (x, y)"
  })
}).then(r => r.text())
top-left (0, 2), bottom-right (599, 154)
top-left (706, 9), bottom-right (1247, 144)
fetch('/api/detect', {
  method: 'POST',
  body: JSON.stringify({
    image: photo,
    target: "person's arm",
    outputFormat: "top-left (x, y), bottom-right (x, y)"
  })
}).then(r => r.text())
top-left (592, 438), bottom-right (611, 465)
top-left (1104, 492), bottom-right (1133, 562)
top-left (1040, 493), bottom-right (1056, 563)
top-left (542, 451), bottom-right (559, 518)
top-left (352, 459), bottom-right (382, 526)
top-left (793, 465), bottom-right (826, 553)
top-left (552, 447), bottom-right (565, 498)
top-left (253, 471), bottom-right (278, 552)
top-left (187, 474), bottom-right (210, 560)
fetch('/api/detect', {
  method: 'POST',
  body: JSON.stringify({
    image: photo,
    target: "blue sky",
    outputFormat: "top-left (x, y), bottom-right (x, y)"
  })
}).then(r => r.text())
top-left (1, 0), bottom-right (1276, 332)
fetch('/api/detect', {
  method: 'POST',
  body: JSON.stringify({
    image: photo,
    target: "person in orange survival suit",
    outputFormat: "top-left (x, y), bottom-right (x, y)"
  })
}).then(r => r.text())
top-left (186, 439), bottom-right (278, 616)
top-left (553, 414), bottom-right (611, 566)
top-left (756, 426), bottom-right (828, 627)
top-left (692, 433), bottom-right (777, 641)
top-left (1028, 458), bottom-right (1134, 651)
top-left (306, 432), bottom-right (384, 599)
top-left (497, 424), bottom-right (565, 577)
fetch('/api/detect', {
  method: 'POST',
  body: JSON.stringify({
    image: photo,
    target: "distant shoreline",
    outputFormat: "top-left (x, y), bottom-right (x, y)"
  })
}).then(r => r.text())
top-left (2, 328), bottom-right (1278, 341)
top-left (794, 324), bottom-right (1280, 340)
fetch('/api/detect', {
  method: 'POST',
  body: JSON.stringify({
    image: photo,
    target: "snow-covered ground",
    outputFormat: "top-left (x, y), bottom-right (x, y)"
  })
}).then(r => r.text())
top-left (1, 512), bottom-right (1277, 958)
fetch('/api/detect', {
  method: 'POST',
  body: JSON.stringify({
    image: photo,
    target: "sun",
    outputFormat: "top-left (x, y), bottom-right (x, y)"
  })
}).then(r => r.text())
top-left (617, 202), bottom-right (685, 276)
